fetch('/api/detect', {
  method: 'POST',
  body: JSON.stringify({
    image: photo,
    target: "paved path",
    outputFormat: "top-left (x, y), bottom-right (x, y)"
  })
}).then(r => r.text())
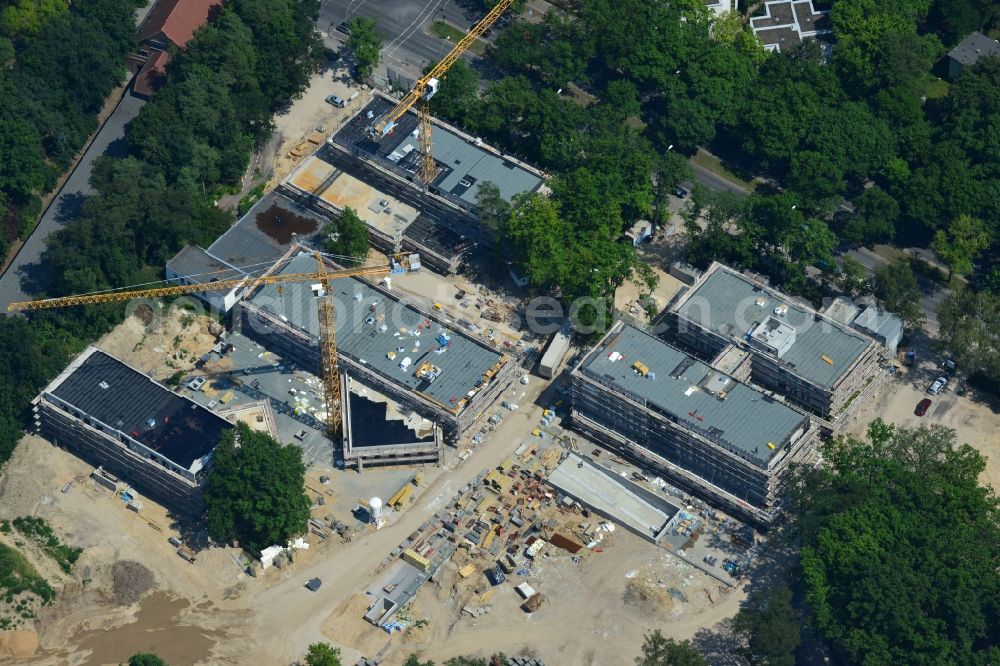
top-left (0, 88), bottom-right (146, 314)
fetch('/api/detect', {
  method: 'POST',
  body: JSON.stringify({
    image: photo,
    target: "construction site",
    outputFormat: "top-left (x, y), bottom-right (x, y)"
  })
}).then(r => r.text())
top-left (32, 346), bottom-right (232, 514)
top-left (318, 417), bottom-right (755, 665)
top-left (234, 247), bottom-right (516, 443)
top-left (0, 6), bottom-right (786, 664)
top-left (569, 321), bottom-right (819, 526)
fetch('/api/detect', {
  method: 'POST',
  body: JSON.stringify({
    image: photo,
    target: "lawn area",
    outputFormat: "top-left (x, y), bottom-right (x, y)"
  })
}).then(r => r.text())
top-left (690, 150), bottom-right (757, 191)
top-left (429, 21), bottom-right (487, 56)
top-left (924, 76), bottom-right (950, 99)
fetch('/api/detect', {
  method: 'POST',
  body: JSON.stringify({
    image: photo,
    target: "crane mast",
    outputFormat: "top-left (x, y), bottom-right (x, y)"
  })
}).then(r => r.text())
top-left (367, 0), bottom-right (512, 183)
top-left (7, 252), bottom-right (407, 440)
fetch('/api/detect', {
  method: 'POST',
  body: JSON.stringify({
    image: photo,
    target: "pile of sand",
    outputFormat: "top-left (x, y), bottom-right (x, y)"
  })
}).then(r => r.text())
top-left (622, 578), bottom-right (676, 616)
top-left (321, 593), bottom-right (386, 656)
top-left (0, 629), bottom-right (38, 659)
top-left (111, 560), bottom-right (156, 606)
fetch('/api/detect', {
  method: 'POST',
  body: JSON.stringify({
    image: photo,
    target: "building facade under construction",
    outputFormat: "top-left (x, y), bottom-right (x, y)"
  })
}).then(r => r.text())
top-left (235, 248), bottom-right (515, 442)
top-left (569, 322), bottom-right (818, 526)
top-left (280, 94), bottom-right (547, 274)
top-left (33, 347), bottom-right (232, 513)
top-left (341, 373), bottom-right (442, 470)
top-left (667, 262), bottom-right (886, 428)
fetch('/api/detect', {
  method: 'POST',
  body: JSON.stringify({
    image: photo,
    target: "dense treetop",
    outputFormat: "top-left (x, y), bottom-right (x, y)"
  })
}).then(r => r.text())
top-left (204, 423), bottom-right (311, 551)
top-left (791, 419), bottom-right (1000, 664)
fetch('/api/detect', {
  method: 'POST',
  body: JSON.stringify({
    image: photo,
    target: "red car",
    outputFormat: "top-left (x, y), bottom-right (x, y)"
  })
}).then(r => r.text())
top-left (915, 398), bottom-right (932, 416)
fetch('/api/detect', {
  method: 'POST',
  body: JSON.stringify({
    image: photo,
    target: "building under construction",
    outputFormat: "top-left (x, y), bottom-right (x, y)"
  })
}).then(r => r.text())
top-left (569, 322), bottom-right (818, 526)
top-left (341, 374), bottom-right (442, 470)
top-left (281, 94), bottom-right (546, 273)
top-left (33, 347), bottom-right (232, 513)
top-left (666, 262), bottom-right (886, 428)
top-left (235, 248), bottom-right (515, 442)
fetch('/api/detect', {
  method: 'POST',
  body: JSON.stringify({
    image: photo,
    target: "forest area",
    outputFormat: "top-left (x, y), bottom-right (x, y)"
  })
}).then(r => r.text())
top-left (0, 0), bottom-right (142, 256)
top-left (0, 0), bottom-right (323, 464)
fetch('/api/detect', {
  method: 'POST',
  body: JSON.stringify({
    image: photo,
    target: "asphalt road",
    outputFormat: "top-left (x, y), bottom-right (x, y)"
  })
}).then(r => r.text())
top-left (319, 0), bottom-right (486, 73)
top-left (0, 93), bottom-right (146, 313)
top-left (687, 161), bottom-right (749, 196)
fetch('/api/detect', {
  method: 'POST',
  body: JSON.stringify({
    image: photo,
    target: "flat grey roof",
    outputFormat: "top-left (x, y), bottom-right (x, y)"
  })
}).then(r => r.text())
top-left (45, 347), bottom-right (230, 469)
top-left (581, 324), bottom-right (808, 465)
top-left (335, 97), bottom-right (544, 205)
top-left (394, 126), bottom-right (543, 205)
top-left (548, 453), bottom-right (677, 539)
top-left (949, 31), bottom-right (1000, 66)
top-left (166, 245), bottom-right (244, 284)
top-left (246, 251), bottom-right (506, 413)
top-left (675, 265), bottom-right (873, 389)
top-left (853, 306), bottom-right (903, 340)
top-left (207, 192), bottom-right (328, 271)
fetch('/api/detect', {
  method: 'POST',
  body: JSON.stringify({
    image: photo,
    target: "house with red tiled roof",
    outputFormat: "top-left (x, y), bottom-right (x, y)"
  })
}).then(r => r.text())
top-left (132, 0), bottom-right (220, 97)
top-left (133, 50), bottom-right (171, 98)
top-left (137, 0), bottom-right (221, 50)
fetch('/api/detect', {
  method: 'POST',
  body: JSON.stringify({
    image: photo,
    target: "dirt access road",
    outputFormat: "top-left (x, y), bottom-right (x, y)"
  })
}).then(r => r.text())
top-left (236, 376), bottom-right (555, 664)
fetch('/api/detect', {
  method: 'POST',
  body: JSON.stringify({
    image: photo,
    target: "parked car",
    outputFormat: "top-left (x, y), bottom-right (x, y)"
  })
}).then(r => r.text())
top-left (335, 21), bottom-right (351, 35)
top-left (915, 398), bottom-right (932, 416)
top-left (927, 376), bottom-right (947, 395)
top-left (674, 186), bottom-right (688, 198)
top-left (325, 94), bottom-right (346, 108)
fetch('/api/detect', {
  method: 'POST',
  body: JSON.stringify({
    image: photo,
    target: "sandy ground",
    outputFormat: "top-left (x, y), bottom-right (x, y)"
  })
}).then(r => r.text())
top-left (398, 534), bottom-right (743, 666)
top-left (95, 307), bottom-right (221, 383)
top-left (848, 367), bottom-right (1000, 491)
top-left (267, 67), bottom-right (370, 189)
top-left (0, 345), bottom-right (751, 666)
top-left (0, 436), bottom-right (253, 665)
top-left (614, 265), bottom-right (685, 324)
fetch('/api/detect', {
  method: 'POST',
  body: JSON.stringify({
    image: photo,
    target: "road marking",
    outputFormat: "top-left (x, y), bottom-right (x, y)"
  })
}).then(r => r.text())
top-left (383, 0), bottom-right (450, 61)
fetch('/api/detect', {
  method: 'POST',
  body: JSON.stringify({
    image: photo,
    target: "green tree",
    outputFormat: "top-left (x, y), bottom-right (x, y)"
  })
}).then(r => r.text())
top-left (0, 118), bottom-right (50, 202)
top-left (837, 256), bottom-right (870, 297)
top-left (127, 654), bottom-right (168, 666)
top-left (792, 419), bottom-right (1000, 665)
top-left (203, 423), bottom-right (310, 551)
top-left (842, 186), bottom-right (899, 245)
top-left (402, 657), bottom-right (435, 666)
top-left (788, 150), bottom-right (843, 203)
top-left (347, 17), bottom-right (381, 80)
top-left (732, 583), bottom-right (801, 666)
top-left (505, 192), bottom-right (569, 290)
top-left (428, 58), bottom-right (478, 121)
top-left (635, 630), bottom-right (707, 666)
top-left (937, 287), bottom-right (1000, 381)
top-left (932, 214), bottom-right (989, 280)
top-left (874, 260), bottom-right (924, 326)
top-left (304, 643), bottom-right (341, 666)
top-left (0, 0), bottom-right (68, 37)
top-left (475, 181), bottom-right (510, 237)
top-left (322, 207), bottom-right (369, 263)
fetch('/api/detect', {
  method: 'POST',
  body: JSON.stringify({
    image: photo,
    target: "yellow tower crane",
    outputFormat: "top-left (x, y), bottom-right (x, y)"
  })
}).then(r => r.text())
top-left (7, 251), bottom-right (408, 438)
top-left (367, 0), bottom-right (512, 185)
